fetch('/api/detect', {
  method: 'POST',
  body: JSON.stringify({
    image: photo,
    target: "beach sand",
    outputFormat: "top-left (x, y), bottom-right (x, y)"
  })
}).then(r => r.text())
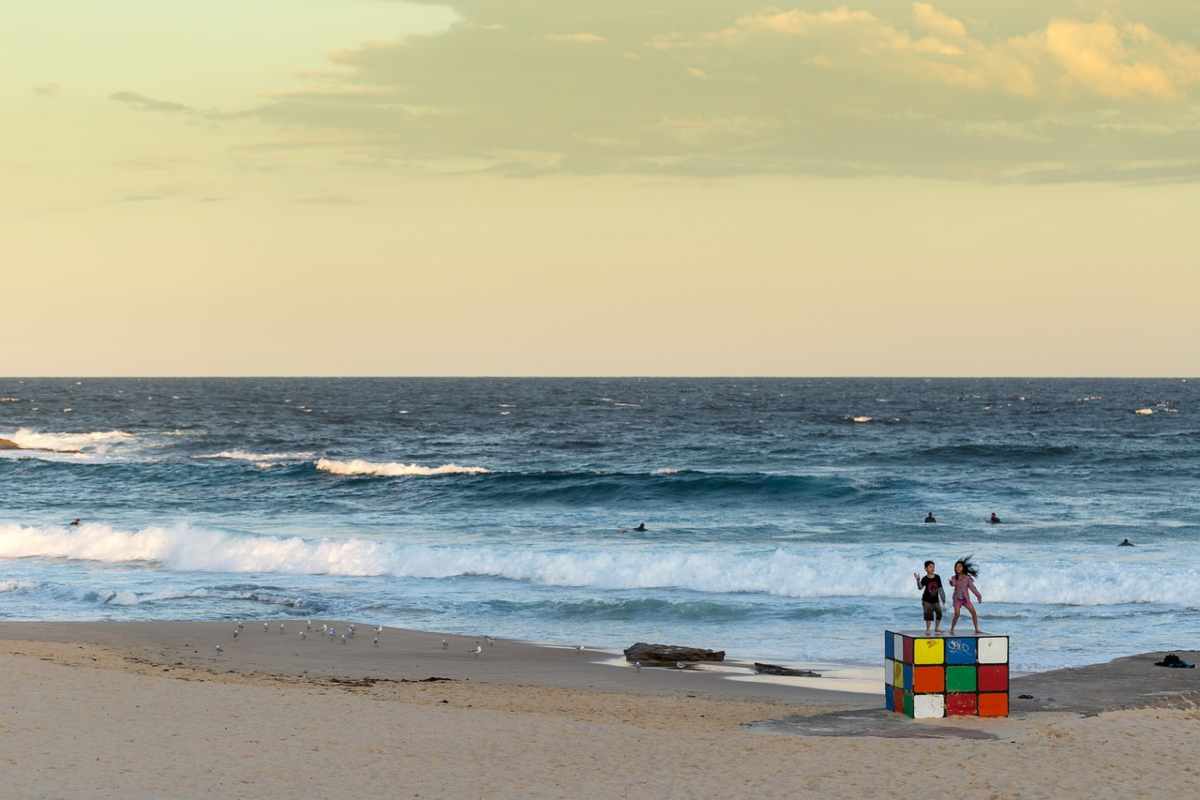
top-left (1, 621), bottom-right (1196, 799)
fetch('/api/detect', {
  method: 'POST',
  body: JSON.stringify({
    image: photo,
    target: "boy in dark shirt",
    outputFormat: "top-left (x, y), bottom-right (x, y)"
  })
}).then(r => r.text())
top-left (913, 560), bottom-right (946, 634)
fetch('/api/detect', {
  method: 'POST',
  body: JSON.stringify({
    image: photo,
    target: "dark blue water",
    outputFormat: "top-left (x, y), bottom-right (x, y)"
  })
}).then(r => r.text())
top-left (2, 378), bottom-right (1197, 669)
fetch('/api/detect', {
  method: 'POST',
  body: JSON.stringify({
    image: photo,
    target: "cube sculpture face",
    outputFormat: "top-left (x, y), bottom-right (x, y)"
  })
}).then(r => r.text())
top-left (883, 630), bottom-right (1009, 718)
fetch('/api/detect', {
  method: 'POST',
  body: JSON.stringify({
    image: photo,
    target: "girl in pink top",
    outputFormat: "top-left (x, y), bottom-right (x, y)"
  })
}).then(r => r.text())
top-left (949, 555), bottom-right (983, 634)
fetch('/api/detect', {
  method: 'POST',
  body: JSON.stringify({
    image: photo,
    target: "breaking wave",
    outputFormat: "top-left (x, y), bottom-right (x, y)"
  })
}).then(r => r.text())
top-left (1, 522), bottom-right (1190, 606)
top-left (315, 458), bottom-right (490, 477)
top-left (198, 450), bottom-right (315, 463)
top-left (0, 428), bottom-right (134, 453)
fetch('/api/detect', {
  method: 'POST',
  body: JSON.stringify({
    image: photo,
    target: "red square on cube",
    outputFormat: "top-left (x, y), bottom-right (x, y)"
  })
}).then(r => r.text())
top-left (978, 664), bottom-right (1008, 692)
top-left (902, 636), bottom-right (914, 664)
top-left (893, 686), bottom-right (904, 713)
top-left (945, 692), bottom-right (978, 716)
top-left (978, 693), bottom-right (1008, 718)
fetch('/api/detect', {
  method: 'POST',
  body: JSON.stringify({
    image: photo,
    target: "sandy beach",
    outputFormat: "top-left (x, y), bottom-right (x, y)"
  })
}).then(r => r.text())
top-left (1, 621), bottom-right (1197, 799)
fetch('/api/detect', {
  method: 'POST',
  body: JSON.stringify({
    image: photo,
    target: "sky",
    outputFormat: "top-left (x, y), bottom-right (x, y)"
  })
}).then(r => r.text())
top-left (4, 0), bottom-right (1198, 376)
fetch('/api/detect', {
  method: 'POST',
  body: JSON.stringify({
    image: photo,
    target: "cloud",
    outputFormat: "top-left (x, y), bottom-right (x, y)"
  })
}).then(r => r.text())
top-left (144, 2), bottom-right (1200, 182)
top-left (912, 3), bottom-right (966, 39)
top-left (110, 91), bottom-right (196, 114)
top-left (545, 32), bottom-right (607, 44)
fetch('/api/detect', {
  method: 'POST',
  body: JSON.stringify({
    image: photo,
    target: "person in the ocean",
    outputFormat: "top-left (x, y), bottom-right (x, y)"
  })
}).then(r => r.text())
top-left (68, 518), bottom-right (81, 526)
top-left (634, 523), bottom-right (646, 532)
top-left (989, 512), bottom-right (1002, 524)
top-left (949, 556), bottom-right (983, 635)
top-left (924, 512), bottom-right (937, 524)
top-left (1119, 538), bottom-right (1135, 547)
top-left (913, 560), bottom-right (945, 634)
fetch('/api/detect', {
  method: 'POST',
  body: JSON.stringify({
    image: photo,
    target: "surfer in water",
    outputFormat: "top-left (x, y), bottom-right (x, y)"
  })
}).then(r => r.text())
top-left (1119, 538), bottom-right (1135, 547)
top-left (634, 522), bottom-right (647, 532)
top-left (68, 518), bottom-right (81, 527)
top-left (988, 512), bottom-right (1002, 524)
top-left (924, 512), bottom-right (937, 524)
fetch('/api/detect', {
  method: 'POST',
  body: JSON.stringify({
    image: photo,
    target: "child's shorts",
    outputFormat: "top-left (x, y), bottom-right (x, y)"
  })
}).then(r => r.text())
top-left (922, 601), bottom-right (943, 622)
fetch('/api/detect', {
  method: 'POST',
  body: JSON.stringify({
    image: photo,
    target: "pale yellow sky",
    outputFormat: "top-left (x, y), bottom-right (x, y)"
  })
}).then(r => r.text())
top-left (4, 2), bottom-right (1198, 376)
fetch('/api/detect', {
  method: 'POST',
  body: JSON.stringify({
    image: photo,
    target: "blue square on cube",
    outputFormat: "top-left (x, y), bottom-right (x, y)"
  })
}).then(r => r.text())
top-left (902, 662), bottom-right (913, 690)
top-left (945, 637), bottom-right (978, 665)
top-left (884, 631), bottom-right (894, 660)
top-left (885, 687), bottom-right (895, 711)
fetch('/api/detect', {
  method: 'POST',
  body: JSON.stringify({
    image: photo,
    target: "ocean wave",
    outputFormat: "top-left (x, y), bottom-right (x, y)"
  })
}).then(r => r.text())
top-left (198, 450), bottom-right (315, 463)
top-left (0, 428), bottom-right (135, 453)
top-left (315, 458), bottom-right (490, 477)
top-left (899, 443), bottom-right (1080, 463)
top-left (2, 522), bottom-right (1191, 606)
top-left (453, 469), bottom-right (870, 505)
top-left (478, 597), bottom-right (757, 622)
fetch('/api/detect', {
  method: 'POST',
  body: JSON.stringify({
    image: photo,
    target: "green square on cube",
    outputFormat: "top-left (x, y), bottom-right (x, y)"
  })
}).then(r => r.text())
top-left (946, 664), bottom-right (977, 692)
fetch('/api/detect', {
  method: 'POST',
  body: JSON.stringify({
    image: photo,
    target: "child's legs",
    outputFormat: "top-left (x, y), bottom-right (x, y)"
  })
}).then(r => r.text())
top-left (967, 602), bottom-right (980, 631)
top-left (950, 599), bottom-right (962, 630)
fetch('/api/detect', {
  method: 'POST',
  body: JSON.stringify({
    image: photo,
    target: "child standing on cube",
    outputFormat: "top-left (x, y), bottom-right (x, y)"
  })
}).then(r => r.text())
top-left (949, 555), bottom-right (983, 634)
top-left (913, 560), bottom-right (946, 634)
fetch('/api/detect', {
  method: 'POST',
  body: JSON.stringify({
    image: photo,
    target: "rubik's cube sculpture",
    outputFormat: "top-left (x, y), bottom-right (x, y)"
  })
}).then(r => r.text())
top-left (883, 630), bottom-right (1009, 718)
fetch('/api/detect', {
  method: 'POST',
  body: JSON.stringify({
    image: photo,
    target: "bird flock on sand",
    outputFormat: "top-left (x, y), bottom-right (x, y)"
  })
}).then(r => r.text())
top-left (211, 620), bottom-right (604, 665)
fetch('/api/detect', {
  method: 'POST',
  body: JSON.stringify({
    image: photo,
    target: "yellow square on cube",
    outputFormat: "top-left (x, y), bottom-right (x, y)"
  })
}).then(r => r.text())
top-left (913, 637), bottom-right (944, 665)
top-left (893, 659), bottom-right (903, 686)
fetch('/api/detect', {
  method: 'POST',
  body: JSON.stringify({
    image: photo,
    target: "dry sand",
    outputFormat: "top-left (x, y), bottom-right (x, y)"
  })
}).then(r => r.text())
top-left (1, 621), bottom-right (1197, 799)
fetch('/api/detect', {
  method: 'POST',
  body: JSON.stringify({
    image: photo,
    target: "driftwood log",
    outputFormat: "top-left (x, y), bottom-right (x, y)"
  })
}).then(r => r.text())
top-left (753, 662), bottom-right (821, 677)
top-left (623, 642), bottom-right (725, 666)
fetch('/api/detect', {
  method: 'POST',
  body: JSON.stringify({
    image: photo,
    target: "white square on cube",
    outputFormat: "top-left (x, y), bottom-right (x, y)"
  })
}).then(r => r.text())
top-left (913, 693), bottom-right (945, 719)
top-left (978, 637), bottom-right (1008, 664)
top-left (893, 632), bottom-right (903, 658)
top-left (883, 658), bottom-right (894, 685)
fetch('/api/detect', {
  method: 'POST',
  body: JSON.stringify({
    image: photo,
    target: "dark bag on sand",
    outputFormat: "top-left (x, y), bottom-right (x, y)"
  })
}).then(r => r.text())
top-left (1154, 653), bottom-right (1196, 669)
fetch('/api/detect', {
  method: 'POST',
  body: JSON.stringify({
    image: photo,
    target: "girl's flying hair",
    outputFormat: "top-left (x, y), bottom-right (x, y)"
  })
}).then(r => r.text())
top-left (955, 555), bottom-right (979, 577)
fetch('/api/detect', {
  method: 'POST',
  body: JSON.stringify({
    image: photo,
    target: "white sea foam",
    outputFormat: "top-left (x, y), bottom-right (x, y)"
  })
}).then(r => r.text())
top-left (198, 450), bottom-right (314, 463)
top-left (0, 428), bottom-right (134, 452)
top-left (0, 579), bottom-right (39, 593)
top-left (315, 458), bottom-right (490, 477)
top-left (1, 522), bottom-right (1192, 606)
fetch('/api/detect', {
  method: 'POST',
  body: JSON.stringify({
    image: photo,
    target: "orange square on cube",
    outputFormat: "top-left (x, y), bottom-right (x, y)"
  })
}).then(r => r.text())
top-left (978, 693), bottom-right (1008, 717)
top-left (913, 665), bottom-right (945, 694)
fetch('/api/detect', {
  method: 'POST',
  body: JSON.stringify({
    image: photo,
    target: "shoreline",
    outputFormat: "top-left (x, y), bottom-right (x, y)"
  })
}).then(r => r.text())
top-left (1, 620), bottom-right (1197, 798)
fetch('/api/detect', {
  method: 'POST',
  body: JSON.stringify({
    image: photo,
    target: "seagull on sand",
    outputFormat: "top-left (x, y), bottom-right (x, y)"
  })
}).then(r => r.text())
top-left (340, 634), bottom-right (348, 645)
top-left (214, 644), bottom-right (223, 655)
top-left (279, 623), bottom-right (286, 634)
top-left (306, 620), bottom-right (312, 630)
top-left (299, 631), bottom-right (307, 641)
top-left (375, 625), bottom-right (383, 635)
top-left (372, 636), bottom-right (379, 647)
top-left (348, 624), bottom-right (356, 638)
top-left (485, 636), bottom-right (495, 647)
top-left (471, 645), bottom-right (483, 657)
top-left (263, 622), bottom-right (270, 632)
top-left (232, 628), bottom-right (240, 640)
top-left (576, 644), bottom-right (585, 653)
top-left (441, 639), bottom-right (449, 650)
top-left (635, 661), bottom-right (642, 672)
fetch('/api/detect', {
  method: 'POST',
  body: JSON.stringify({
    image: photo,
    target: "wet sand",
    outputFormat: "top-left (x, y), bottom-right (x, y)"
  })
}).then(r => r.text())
top-left (1, 621), bottom-right (1197, 799)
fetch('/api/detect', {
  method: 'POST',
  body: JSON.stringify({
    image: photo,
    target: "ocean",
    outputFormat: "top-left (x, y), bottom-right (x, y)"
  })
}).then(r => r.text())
top-left (1, 377), bottom-right (1196, 671)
